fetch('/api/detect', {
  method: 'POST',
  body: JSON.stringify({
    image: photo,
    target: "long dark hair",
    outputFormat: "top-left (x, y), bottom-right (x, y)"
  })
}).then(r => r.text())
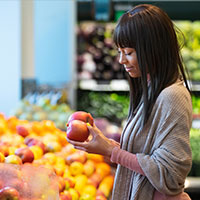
top-left (113, 4), bottom-right (190, 126)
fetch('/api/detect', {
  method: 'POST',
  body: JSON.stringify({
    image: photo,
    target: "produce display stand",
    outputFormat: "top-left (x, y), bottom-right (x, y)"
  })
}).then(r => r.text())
top-left (0, 115), bottom-right (115, 200)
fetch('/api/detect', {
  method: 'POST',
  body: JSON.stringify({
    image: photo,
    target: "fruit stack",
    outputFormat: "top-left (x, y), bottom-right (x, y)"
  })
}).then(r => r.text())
top-left (11, 98), bottom-right (74, 131)
top-left (0, 113), bottom-right (115, 200)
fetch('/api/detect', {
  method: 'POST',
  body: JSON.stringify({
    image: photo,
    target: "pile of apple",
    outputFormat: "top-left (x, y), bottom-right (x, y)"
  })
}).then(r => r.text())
top-left (0, 112), bottom-right (115, 200)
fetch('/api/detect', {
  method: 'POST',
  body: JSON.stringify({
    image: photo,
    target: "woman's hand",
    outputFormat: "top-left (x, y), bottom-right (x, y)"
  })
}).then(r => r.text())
top-left (66, 123), bottom-right (119, 158)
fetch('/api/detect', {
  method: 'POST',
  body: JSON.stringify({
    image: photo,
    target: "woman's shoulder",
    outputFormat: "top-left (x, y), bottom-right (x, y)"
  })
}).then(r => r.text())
top-left (153, 80), bottom-right (192, 119)
top-left (156, 80), bottom-right (192, 108)
top-left (159, 80), bottom-right (190, 101)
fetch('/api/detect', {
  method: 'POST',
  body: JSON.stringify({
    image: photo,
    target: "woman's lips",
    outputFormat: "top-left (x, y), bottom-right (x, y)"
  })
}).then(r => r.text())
top-left (125, 67), bottom-right (133, 72)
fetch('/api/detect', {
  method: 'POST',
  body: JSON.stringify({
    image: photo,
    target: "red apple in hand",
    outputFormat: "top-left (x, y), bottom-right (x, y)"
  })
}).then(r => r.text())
top-left (15, 147), bottom-right (34, 163)
top-left (66, 111), bottom-right (94, 142)
top-left (0, 187), bottom-right (20, 200)
top-left (66, 120), bottom-right (89, 142)
top-left (67, 111), bottom-right (94, 126)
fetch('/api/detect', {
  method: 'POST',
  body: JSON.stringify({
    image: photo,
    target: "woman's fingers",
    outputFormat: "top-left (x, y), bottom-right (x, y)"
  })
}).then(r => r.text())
top-left (87, 124), bottom-right (96, 136)
top-left (87, 123), bottom-right (103, 138)
top-left (66, 138), bottom-right (87, 147)
top-left (66, 123), bottom-right (107, 155)
top-left (73, 146), bottom-right (86, 151)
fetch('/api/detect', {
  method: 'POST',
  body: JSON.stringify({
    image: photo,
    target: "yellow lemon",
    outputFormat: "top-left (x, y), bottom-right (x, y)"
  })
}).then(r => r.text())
top-left (74, 174), bottom-right (88, 194)
top-left (69, 161), bottom-right (84, 176)
top-left (69, 188), bottom-right (79, 200)
top-left (43, 152), bottom-right (57, 165)
top-left (82, 184), bottom-right (97, 197)
top-left (63, 166), bottom-right (71, 178)
top-left (79, 193), bottom-right (94, 200)
top-left (0, 152), bottom-right (5, 162)
top-left (29, 145), bottom-right (43, 160)
top-left (83, 160), bottom-right (95, 177)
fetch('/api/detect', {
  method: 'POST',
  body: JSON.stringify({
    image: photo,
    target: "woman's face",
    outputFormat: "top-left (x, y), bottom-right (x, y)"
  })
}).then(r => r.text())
top-left (118, 47), bottom-right (141, 78)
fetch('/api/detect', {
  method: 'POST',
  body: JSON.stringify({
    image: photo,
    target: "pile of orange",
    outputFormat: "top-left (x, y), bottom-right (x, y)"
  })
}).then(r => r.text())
top-left (0, 113), bottom-right (115, 200)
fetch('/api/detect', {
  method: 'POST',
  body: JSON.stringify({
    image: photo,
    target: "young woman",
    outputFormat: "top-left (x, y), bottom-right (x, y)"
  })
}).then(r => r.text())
top-left (67, 4), bottom-right (193, 200)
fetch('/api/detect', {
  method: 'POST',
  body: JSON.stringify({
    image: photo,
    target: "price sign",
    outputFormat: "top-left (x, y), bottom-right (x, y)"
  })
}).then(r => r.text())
top-left (94, 0), bottom-right (110, 21)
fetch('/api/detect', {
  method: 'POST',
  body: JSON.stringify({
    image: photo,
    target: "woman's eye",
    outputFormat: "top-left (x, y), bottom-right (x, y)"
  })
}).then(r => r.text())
top-left (125, 52), bottom-right (132, 56)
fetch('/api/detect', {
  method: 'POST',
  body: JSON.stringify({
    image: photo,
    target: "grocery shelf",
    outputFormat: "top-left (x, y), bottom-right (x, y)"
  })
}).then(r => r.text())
top-left (78, 79), bottom-right (129, 91)
top-left (191, 83), bottom-right (200, 92)
top-left (77, 0), bottom-right (200, 21)
top-left (79, 79), bottom-right (200, 92)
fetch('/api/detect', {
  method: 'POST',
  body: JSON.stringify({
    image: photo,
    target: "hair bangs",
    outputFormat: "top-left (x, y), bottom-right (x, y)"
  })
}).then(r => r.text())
top-left (113, 15), bottom-right (136, 48)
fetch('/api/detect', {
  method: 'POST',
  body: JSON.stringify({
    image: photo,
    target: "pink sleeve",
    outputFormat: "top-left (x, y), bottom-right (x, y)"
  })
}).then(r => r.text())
top-left (110, 147), bottom-right (145, 176)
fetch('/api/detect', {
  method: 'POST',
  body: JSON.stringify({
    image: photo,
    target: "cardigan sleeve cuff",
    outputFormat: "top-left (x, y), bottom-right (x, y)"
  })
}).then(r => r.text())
top-left (110, 147), bottom-right (145, 176)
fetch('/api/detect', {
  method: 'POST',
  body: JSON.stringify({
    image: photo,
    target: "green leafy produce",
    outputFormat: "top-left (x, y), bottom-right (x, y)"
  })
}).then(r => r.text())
top-left (77, 91), bottom-right (129, 124)
top-left (190, 128), bottom-right (200, 162)
top-left (189, 128), bottom-right (200, 176)
top-left (192, 95), bottom-right (200, 114)
top-left (175, 21), bottom-right (200, 81)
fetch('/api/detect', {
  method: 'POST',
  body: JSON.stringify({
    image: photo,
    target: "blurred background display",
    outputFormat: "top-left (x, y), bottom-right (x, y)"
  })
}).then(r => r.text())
top-left (175, 21), bottom-right (200, 82)
top-left (76, 20), bottom-right (200, 124)
top-left (77, 22), bottom-right (126, 81)
top-left (77, 20), bottom-right (200, 82)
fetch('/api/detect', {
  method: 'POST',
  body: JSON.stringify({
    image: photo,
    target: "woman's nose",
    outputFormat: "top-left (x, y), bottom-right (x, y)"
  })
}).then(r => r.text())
top-left (118, 53), bottom-right (126, 64)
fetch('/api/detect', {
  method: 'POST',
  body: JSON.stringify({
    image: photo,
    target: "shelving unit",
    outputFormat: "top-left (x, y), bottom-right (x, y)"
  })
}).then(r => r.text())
top-left (78, 79), bottom-right (129, 91)
top-left (77, 0), bottom-right (200, 21)
top-left (79, 79), bottom-right (200, 92)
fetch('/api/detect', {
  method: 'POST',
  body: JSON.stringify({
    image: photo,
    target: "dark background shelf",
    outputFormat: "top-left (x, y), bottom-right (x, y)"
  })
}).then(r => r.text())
top-left (77, 0), bottom-right (200, 21)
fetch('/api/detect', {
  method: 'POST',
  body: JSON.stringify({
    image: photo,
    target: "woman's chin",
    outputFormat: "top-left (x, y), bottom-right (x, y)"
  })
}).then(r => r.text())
top-left (129, 72), bottom-right (141, 78)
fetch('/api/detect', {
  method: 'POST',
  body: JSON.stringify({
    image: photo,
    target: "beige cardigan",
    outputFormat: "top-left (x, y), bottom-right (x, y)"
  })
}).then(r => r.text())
top-left (111, 80), bottom-right (193, 200)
